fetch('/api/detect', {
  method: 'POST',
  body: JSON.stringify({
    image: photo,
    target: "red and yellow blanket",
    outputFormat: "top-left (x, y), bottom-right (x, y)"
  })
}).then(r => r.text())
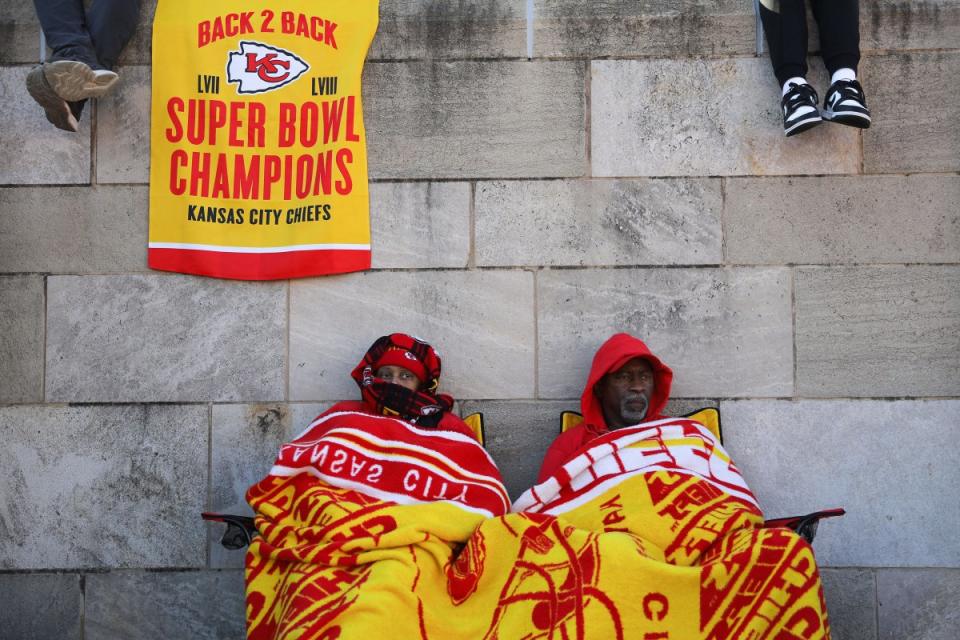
top-left (246, 412), bottom-right (831, 639)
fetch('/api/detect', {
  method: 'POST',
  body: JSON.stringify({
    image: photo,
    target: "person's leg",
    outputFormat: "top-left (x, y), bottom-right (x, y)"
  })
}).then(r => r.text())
top-left (812, 0), bottom-right (870, 128)
top-left (758, 0), bottom-right (810, 88)
top-left (811, 0), bottom-right (860, 80)
top-left (86, 0), bottom-right (143, 71)
top-left (32, 0), bottom-right (100, 67)
top-left (759, 0), bottom-right (822, 136)
top-left (26, 0), bottom-right (125, 129)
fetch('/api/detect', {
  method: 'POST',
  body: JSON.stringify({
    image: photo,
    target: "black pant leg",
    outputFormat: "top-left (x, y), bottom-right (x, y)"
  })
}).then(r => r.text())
top-left (759, 0), bottom-right (810, 87)
top-left (810, 0), bottom-right (860, 76)
top-left (85, 0), bottom-right (143, 70)
top-left (33, 0), bottom-right (99, 66)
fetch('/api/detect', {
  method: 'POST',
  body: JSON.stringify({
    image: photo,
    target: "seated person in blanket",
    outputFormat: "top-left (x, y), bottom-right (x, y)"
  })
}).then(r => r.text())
top-left (316, 332), bottom-right (475, 438)
top-left (509, 332), bottom-right (833, 638)
top-left (537, 332), bottom-right (672, 481)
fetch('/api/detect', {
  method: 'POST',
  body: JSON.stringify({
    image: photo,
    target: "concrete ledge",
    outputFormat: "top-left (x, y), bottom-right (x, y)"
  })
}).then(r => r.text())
top-left (860, 1), bottom-right (960, 52)
top-left (534, 0), bottom-right (754, 58)
top-left (722, 400), bottom-right (960, 568)
top-left (371, 0), bottom-right (526, 60)
top-left (0, 0), bottom-right (41, 65)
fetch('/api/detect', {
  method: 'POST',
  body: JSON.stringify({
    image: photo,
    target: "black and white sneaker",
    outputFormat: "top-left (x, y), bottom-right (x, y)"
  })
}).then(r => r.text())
top-left (781, 82), bottom-right (822, 137)
top-left (822, 79), bottom-right (871, 129)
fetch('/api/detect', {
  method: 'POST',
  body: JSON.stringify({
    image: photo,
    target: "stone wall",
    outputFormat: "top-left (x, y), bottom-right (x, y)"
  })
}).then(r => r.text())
top-left (2, 1), bottom-right (959, 638)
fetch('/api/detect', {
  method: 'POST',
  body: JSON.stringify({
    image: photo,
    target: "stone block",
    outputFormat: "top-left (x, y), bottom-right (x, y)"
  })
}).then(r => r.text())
top-left (533, 0), bottom-right (755, 57)
top-left (0, 186), bottom-right (148, 273)
top-left (860, 1), bottom-right (960, 52)
top-left (370, 182), bottom-right (470, 268)
top-left (538, 268), bottom-right (793, 398)
top-left (0, 0), bottom-right (40, 65)
top-left (366, 61), bottom-right (586, 179)
top-left (371, 0), bottom-right (526, 60)
top-left (0, 573), bottom-right (82, 640)
top-left (85, 570), bottom-right (246, 640)
top-left (862, 52), bottom-right (960, 173)
top-left (45, 275), bottom-right (285, 403)
top-left (97, 66), bottom-right (151, 184)
top-left (722, 400), bottom-right (960, 567)
top-left (820, 569), bottom-right (878, 640)
top-left (0, 404), bottom-right (207, 570)
top-left (475, 179), bottom-right (722, 267)
top-left (796, 267), bottom-right (960, 397)
top-left (726, 176), bottom-right (960, 265)
top-left (209, 402), bottom-right (331, 568)
top-left (0, 276), bottom-right (44, 403)
top-left (290, 270), bottom-right (535, 401)
top-left (591, 58), bottom-right (859, 177)
top-left (0, 67), bottom-right (90, 184)
top-left (877, 569), bottom-right (960, 640)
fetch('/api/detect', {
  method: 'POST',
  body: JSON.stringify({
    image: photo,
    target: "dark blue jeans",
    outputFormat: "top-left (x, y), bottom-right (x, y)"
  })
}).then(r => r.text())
top-left (33, 0), bottom-right (141, 70)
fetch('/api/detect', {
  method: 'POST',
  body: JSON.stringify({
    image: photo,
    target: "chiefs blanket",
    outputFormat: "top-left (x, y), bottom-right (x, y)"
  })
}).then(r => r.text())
top-left (246, 413), bottom-right (831, 639)
top-left (149, 0), bottom-right (378, 279)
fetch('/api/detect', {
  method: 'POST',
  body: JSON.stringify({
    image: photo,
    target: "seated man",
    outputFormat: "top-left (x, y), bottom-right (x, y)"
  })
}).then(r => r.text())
top-left (508, 332), bottom-right (833, 638)
top-left (318, 332), bottom-right (475, 438)
top-left (537, 332), bottom-right (673, 481)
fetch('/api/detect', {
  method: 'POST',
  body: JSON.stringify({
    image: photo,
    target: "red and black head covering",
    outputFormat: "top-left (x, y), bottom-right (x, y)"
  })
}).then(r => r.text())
top-left (350, 333), bottom-right (454, 427)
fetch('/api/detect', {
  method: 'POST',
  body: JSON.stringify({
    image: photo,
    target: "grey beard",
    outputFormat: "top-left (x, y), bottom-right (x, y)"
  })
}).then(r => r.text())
top-left (619, 394), bottom-right (649, 425)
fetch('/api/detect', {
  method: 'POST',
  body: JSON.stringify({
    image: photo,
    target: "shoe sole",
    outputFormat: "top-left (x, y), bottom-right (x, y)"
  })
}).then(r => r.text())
top-left (25, 65), bottom-right (79, 132)
top-left (785, 115), bottom-right (823, 137)
top-left (43, 60), bottom-right (118, 101)
top-left (822, 109), bottom-right (871, 129)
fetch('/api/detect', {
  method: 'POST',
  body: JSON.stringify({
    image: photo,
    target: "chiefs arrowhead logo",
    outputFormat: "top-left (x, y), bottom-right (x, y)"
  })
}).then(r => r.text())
top-left (226, 41), bottom-right (309, 94)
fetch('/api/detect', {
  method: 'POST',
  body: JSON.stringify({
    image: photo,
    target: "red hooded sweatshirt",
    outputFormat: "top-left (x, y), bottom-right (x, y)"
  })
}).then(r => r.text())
top-left (536, 333), bottom-right (674, 482)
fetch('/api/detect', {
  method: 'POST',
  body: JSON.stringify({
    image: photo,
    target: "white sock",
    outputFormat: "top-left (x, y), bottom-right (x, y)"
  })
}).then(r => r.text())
top-left (831, 68), bottom-right (856, 84)
top-left (782, 77), bottom-right (809, 97)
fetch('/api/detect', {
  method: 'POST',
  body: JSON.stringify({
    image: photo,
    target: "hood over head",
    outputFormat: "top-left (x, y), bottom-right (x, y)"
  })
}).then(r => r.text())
top-left (580, 333), bottom-right (673, 430)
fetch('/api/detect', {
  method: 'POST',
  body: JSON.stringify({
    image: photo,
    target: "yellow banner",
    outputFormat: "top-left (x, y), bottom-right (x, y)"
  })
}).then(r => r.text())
top-left (149, 0), bottom-right (378, 279)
